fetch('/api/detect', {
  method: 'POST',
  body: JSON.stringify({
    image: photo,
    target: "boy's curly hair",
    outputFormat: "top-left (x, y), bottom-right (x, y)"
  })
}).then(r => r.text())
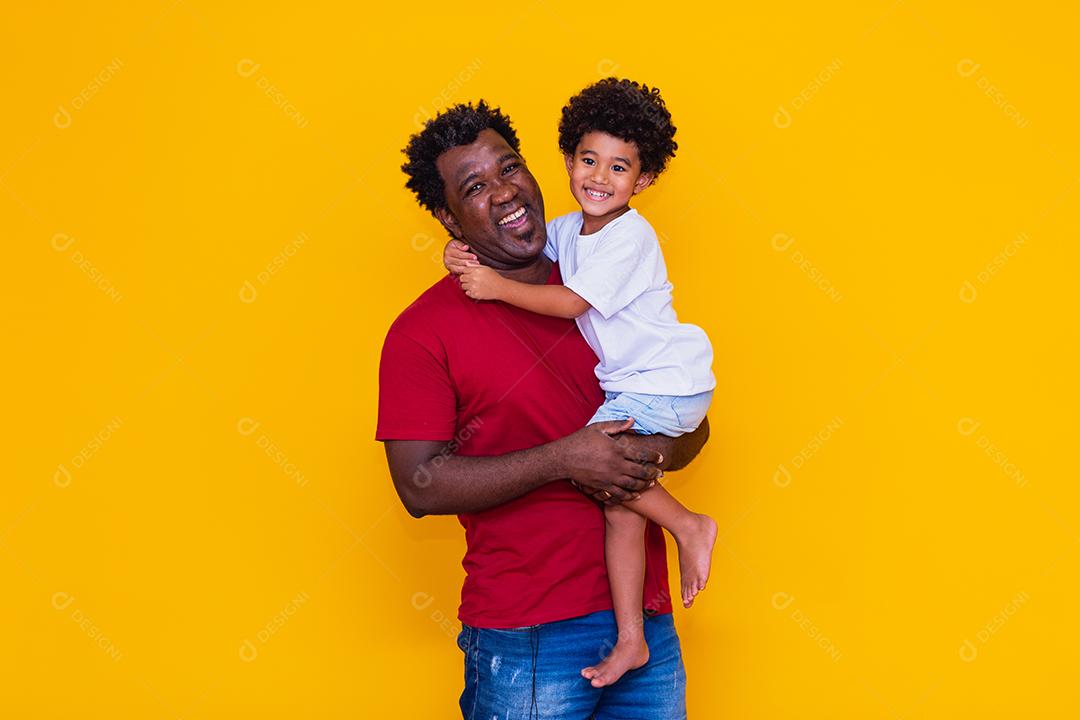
top-left (558, 78), bottom-right (678, 179)
top-left (401, 100), bottom-right (522, 214)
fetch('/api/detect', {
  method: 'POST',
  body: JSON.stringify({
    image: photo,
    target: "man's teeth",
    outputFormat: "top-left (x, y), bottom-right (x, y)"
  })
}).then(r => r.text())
top-left (586, 189), bottom-right (611, 200)
top-left (497, 207), bottom-right (527, 225)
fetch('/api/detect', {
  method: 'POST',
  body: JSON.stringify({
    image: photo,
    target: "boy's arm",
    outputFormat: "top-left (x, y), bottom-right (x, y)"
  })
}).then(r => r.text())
top-left (460, 265), bottom-right (592, 319)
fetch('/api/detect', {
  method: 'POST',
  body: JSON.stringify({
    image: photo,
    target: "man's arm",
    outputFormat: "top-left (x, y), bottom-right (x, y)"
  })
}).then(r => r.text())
top-left (385, 419), bottom-right (664, 518)
top-left (459, 265), bottom-right (590, 319)
top-left (623, 416), bottom-right (711, 473)
top-left (571, 418), bottom-right (711, 503)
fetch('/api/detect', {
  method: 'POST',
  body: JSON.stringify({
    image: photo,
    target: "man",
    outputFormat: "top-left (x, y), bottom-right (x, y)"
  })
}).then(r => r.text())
top-left (378, 100), bottom-right (709, 719)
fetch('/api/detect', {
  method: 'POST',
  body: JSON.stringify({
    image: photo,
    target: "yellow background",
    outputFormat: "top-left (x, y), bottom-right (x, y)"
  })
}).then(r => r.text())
top-left (3, 1), bottom-right (1077, 717)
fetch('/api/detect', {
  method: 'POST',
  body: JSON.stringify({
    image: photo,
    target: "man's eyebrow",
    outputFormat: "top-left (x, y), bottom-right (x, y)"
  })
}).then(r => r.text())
top-left (456, 153), bottom-right (520, 192)
top-left (457, 167), bottom-right (480, 192)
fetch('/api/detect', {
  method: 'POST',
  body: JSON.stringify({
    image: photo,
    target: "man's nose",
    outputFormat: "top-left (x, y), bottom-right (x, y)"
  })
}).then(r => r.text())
top-left (491, 177), bottom-right (517, 205)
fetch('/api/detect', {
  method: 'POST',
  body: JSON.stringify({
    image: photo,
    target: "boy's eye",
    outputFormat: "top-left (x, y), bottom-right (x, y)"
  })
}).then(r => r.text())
top-left (582, 158), bottom-right (594, 166)
top-left (612, 164), bottom-right (625, 172)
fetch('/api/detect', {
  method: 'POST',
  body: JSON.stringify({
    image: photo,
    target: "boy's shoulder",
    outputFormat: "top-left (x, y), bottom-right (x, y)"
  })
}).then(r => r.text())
top-left (546, 208), bottom-right (658, 242)
top-left (612, 208), bottom-right (657, 237)
top-left (546, 210), bottom-right (583, 238)
top-left (599, 209), bottom-right (660, 254)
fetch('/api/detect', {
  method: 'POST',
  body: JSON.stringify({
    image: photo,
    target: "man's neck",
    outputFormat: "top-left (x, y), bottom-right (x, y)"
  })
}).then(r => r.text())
top-left (491, 255), bottom-right (553, 285)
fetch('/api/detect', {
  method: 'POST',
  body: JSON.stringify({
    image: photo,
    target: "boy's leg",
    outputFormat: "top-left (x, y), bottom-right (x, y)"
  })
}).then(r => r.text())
top-left (586, 391), bottom-right (718, 607)
top-left (626, 482), bottom-right (718, 608)
top-left (593, 612), bottom-right (687, 720)
top-left (582, 503), bottom-right (651, 687)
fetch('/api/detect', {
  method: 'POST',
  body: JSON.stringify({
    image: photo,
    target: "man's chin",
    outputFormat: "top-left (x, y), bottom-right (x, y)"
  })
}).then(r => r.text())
top-left (494, 223), bottom-right (545, 258)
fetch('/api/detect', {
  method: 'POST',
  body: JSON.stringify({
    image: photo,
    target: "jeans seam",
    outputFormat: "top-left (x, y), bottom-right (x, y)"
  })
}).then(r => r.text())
top-left (671, 396), bottom-right (684, 428)
top-left (467, 629), bottom-right (479, 720)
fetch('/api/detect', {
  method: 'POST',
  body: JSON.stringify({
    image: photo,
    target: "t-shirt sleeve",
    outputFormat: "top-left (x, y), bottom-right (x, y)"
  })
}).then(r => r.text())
top-left (375, 323), bottom-right (458, 441)
top-left (562, 220), bottom-right (660, 320)
top-left (543, 217), bottom-right (560, 261)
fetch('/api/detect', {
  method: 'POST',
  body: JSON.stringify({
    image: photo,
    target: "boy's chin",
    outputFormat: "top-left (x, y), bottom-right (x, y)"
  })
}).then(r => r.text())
top-left (580, 204), bottom-right (623, 218)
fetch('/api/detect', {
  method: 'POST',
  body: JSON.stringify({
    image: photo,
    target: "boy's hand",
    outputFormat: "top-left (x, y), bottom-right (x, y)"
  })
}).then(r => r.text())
top-left (460, 265), bottom-right (503, 301)
top-left (443, 240), bottom-right (478, 275)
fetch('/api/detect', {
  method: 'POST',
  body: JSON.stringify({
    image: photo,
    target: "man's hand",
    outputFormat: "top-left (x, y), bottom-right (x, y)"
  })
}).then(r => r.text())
top-left (558, 419), bottom-right (663, 505)
top-left (443, 239), bottom-right (478, 275)
top-left (461, 265), bottom-right (505, 301)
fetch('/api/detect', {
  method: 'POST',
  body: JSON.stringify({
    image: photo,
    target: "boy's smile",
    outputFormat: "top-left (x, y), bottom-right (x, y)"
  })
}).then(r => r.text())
top-left (565, 131), bottom-right (654, 235)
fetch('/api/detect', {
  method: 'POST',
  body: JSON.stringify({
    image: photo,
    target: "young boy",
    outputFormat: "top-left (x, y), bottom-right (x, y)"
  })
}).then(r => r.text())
top-left (444, 78), bottom-right (717, 688)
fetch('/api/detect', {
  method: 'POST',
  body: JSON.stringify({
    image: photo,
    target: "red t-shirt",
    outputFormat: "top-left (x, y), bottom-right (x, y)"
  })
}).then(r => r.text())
top-left (376, 261), bottom-right (673, 628)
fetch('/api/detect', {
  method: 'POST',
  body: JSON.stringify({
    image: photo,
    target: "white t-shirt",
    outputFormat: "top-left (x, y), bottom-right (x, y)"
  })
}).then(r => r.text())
top-left (544, 209), bottom-right (716, 396)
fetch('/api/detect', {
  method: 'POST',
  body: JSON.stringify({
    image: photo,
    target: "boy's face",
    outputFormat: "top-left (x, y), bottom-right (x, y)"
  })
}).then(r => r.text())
top-left (564, 131), bottom-right (654, 226)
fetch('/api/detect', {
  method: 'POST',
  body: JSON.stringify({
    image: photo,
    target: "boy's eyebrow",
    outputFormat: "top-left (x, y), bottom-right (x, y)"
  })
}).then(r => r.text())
top-left (456, 153), bottom-right (520, 192)
top-left (579, 148), bottom-right (633, 165)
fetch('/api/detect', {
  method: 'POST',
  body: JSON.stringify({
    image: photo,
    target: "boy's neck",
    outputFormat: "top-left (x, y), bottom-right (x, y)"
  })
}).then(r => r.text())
top-left (580, 205), bottom-right (633, 236)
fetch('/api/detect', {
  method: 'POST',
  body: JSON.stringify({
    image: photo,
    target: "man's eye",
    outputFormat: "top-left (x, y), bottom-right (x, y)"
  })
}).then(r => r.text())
top-left (502, 163), bottom-right (519, 175)
top-left (467, 183), bottom-right (483, 195)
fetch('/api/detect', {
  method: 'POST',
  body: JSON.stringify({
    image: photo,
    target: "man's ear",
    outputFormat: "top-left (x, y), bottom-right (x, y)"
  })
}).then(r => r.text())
top-left (633, 172), bottom-right (655, 195)
top-left (564, 153), bottom-right (575, 175)
top-left (433, 206), bottom-right (463, 240)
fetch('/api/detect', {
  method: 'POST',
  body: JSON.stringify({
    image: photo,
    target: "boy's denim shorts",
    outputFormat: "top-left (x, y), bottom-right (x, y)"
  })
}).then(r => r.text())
top-left (587, 389), bottom-right (713, 437)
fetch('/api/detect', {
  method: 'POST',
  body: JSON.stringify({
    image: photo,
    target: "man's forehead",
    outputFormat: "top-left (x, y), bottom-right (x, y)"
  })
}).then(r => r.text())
top-left (438, 129), bottom-right (515, 180)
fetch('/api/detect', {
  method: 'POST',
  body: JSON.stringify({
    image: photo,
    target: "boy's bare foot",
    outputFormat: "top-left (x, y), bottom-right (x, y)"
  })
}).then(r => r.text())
top-left (581, 638), bottom-right (650, 688)
top-left (675, 513), bottom-right (718, 608)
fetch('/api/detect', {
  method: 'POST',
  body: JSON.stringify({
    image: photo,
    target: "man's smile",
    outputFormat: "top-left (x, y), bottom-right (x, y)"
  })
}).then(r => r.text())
top-left (496, 205), bottom-right (529, 227)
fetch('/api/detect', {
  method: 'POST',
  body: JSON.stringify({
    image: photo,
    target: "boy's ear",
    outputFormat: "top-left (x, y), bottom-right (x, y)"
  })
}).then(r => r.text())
top-left (633, 172), bottom-right (655, 195)
top-left (433, 207), bottom-right (463, 240)
top-left (563, 153), bottom-right (574, 175)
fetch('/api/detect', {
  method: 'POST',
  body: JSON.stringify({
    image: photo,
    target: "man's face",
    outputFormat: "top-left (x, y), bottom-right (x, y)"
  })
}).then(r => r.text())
top-left (434, 128), bottom-right (546, 269)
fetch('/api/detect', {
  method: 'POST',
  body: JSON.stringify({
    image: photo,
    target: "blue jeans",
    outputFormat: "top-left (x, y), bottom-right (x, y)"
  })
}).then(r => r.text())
top-left (587, 390), bottom-right (713, 437)
top-left (457, 609), bottom-right (687, 719)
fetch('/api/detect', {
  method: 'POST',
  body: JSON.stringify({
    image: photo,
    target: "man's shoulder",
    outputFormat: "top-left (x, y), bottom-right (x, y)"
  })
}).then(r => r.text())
top-left (386, 273), bottom-right (463, 342)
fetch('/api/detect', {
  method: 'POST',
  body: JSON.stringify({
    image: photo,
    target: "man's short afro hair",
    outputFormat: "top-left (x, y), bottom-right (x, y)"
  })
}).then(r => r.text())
top-left (558, 78), bottom-right (678, 179)
top-left (401, 100), bottom-right (522, 214)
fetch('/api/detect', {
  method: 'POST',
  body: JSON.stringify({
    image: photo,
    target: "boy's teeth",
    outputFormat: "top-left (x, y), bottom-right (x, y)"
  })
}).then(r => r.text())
top-left (498, 207), bottom-right (526, 225)
top-left (586, 189), bottom-right (610, 199)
